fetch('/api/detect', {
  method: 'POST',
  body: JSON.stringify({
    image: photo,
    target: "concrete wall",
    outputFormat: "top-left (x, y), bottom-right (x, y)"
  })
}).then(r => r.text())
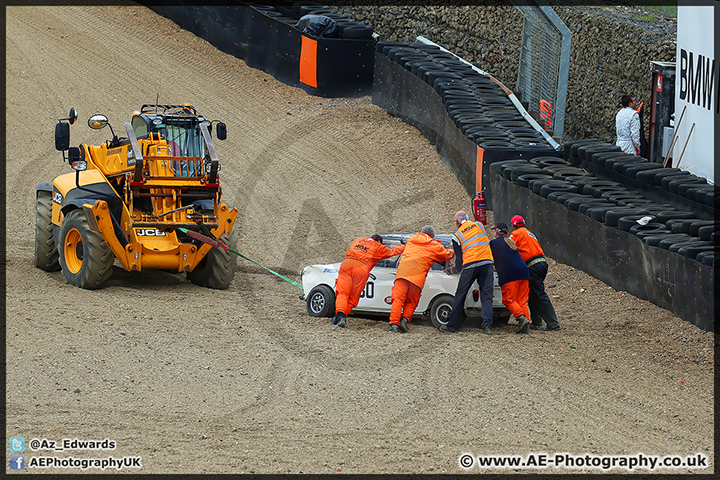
top-left (335, 4), bottom-right (676, 143)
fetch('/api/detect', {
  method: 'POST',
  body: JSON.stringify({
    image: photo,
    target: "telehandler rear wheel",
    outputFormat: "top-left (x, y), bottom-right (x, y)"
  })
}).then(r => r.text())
top-left (187, 227), bottom-right (238, 289)
top-left (34, 191), bottom-right (60, 271)
top-left (58, 209), bottom-right (114, 289)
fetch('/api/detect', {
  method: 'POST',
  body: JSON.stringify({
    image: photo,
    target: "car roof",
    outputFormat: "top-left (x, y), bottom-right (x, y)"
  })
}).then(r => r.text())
top-left (381, 233), bottom-right (454, 248)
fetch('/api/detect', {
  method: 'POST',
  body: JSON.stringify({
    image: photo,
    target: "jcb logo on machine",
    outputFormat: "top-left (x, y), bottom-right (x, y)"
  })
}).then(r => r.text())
top-left (52, 191), bottom-right (63, 204)
top-left (135, 228), bottom-right (166, 237)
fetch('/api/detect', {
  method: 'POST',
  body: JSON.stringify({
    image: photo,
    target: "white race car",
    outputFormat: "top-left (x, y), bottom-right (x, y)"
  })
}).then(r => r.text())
top-left (300, 233), bottom-right (510, 328)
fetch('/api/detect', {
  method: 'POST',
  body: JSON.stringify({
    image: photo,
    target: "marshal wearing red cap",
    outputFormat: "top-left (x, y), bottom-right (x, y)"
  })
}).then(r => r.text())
top-left (509, 216), bottom-right (561, 331)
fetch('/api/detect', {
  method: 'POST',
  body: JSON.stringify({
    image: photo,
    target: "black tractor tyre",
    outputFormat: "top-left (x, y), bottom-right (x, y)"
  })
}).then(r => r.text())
top-left (306, 285), bottom-right (336, 317)
top-left (58, 209), bottom-right (114, 289)
top-left (429, 294), bottom-right (455, 329)
top-left (35, 191), bottom-right (60, 271)
top-left (187, 227), bottom-right (238, 290)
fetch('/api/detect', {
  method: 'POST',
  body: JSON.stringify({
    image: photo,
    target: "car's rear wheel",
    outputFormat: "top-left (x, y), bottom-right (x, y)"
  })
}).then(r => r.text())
top-left (306, 285), bottom-right (335, 317)
top-left (429, 294), bottom-right (454, 328)
top-left (493, 309), bottom-right (511, 325)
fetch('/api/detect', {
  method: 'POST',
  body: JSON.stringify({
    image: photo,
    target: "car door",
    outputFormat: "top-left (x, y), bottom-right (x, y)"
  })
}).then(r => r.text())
top-left (356, 256), bottom-right (399, 312)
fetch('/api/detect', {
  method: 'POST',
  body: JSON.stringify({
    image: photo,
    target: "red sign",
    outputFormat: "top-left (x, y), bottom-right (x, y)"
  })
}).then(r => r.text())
top-left (539, 99), bottom-right (553, 130)
top-left (656, 74), bottom-right (662, 92)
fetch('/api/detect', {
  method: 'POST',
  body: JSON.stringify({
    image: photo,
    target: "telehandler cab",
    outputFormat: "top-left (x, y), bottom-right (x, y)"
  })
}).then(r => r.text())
top-left (35, 105), bottom-right (238, 290)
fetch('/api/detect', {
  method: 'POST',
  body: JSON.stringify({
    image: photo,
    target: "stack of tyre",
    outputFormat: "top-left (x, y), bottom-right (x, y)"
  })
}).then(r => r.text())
top-left (252, 3), bottom-right (374, 39)
top-left (491, 139), bottom-right (718, 267)
top-left (374, 41), bottom-right (554, 152)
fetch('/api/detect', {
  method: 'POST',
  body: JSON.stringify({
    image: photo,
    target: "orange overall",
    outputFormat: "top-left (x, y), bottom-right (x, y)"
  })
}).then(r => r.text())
top-left (389, 233), bottom-right (454, 325)
top-left (501, 280), bottom-right (530, 319)
top-left (335, 238), bottom-right (405, 316)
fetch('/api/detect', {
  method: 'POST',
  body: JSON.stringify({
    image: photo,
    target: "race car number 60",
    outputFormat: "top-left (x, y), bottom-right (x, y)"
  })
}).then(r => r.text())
top-left (359, 282), bottom-right (374, 299)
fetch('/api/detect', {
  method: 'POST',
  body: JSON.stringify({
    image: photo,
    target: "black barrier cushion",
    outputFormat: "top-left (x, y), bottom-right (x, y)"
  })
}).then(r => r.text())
top-left (661, 173), bottom-right (699, 190)
top-left (666, 218), bottom-right (702, 234)
top-left (657, 234), bottom-right (695, 249)
top-left (594, 189), bottom-right (631, 200)
top-left (697, 225), bottom-right (718, 241)
top-left (603, 207), bottom-right (651, 227)
top-left (655, 210), bottom-right (696, 224)
top-left (578, 200), bottom-right (615, 215)
top-left (643, 233), bottom-right (691, 247)
top-left (529, 179), bottom-right (565, 195)
top-left (587, 204), bottom-right (617, 222)
top-left (677, 243), bottom-right (719, 260)
top-left (602, 192), bottom-right (644, 202)
top-left (555, 172), bottom-right (595, 183)
top-left (489, 159), bottom-right (529, 175)
top-left (604, 155), bottom-right (642, 171)
top-left (676, 181), bottom-right (709, 197)
top-left (689, 220), bottom-right (720, 236)
top-left (648, 168), bottom-right (686, 186)
top-left (624, 163), bottom-right (663, 179)
top-left (532, 156), bottom-right (569, 168)
top-left (669, 239), bottom-right (711, 254)
top-left (508, 166), bottom-right (546, 181)
top-left (634, 167), bottom-right (679, 184)
top-left (613, 157), bottom-right (649, 174)
top-left (591, 151), bottom-right (627, 168)
top-left (562, 138), bottom-right (598, 160)
top-left (540, 182), bottom-right (578, 198)
top-left (591, 186), bottom-right (629, 198)
top-left (580, 180), bottom-right (622, 195)
top-left (629, 223), bottom-right (671, 239)
top-left (546, 191), bottom-right (587, 204)
top-left (619, 216), bottom-right (658, 231)
top-left (569, 139), bottom-right (604, 158)
top-left (619, 199), bottom-right (656, 208)
top-left (516, 174), bottom-right (552, 187)
top-left (580, 143), bottom-right (622, 162)
top-left (668, 178), bottom-right (708, 194)
top-left (566, 197), bottom-right (608, 212)
top-left (699, 252), bottom-right (717, 267)
top-left (558, 193), bottom-right (594, 207)
top-left (687, 185), bottom-right (715, 204)
top-left (543, 165), bottom-right (585, 174)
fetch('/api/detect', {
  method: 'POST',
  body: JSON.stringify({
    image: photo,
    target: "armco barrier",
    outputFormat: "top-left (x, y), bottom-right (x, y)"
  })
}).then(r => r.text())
top-left (146, 3), bottom-right (374, 97)
top-left (490, 147), bottom-right (715, 331)
top-left (371, 41), bottom-right (560, 208)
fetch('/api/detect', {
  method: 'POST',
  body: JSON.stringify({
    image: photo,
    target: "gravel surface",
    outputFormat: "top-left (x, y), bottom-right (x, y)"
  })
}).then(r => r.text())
top-left (6, 4), bottom-right (714, 475)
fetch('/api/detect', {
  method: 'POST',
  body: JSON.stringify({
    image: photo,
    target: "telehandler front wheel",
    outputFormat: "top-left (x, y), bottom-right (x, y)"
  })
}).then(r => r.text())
top-left (34, 191), bottom-right (60, 271)
top-left (58, 209), bottom-right (114, 289)
top-left (187, 228), bottom-right (238, 290)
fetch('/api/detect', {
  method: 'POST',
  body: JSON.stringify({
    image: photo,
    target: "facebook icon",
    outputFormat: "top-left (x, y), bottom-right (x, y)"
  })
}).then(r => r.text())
top-left (10, 455), bottom-right (25, 470)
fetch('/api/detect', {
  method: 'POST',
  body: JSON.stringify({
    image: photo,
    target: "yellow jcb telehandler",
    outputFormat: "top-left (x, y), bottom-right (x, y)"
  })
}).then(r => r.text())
top-left (35, 104), bottom-right (238, 290)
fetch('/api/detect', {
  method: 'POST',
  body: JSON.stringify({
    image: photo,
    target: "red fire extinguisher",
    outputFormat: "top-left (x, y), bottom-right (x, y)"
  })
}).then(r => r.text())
top-left (473, 191), bottom-right (486, 225)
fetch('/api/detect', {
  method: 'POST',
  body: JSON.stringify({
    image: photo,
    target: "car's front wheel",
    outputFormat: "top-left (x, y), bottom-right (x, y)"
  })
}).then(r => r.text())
top-left (429, 294), bottom-right (455, 328)
top-left (306, 285), bottom-right (335, 317)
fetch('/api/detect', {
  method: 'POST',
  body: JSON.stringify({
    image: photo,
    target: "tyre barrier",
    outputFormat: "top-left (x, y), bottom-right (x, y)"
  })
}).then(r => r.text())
top-left (372, 40), bottom-right (560, 206)
top-left (148, 3), bottom-right (375, 97)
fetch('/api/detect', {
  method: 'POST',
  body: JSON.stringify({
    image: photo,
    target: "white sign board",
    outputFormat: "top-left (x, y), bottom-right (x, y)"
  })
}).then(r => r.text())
top-left (674, 2), bottom-right (716, 184)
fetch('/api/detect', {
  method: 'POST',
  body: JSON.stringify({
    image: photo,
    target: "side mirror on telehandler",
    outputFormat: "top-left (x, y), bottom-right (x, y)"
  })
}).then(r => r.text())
top-left (55, 107), bottom-right (78, 151)
top-left (55, 122), bottom-right (70, 151)
top-left (216, 122), bottom-right (227, 140)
